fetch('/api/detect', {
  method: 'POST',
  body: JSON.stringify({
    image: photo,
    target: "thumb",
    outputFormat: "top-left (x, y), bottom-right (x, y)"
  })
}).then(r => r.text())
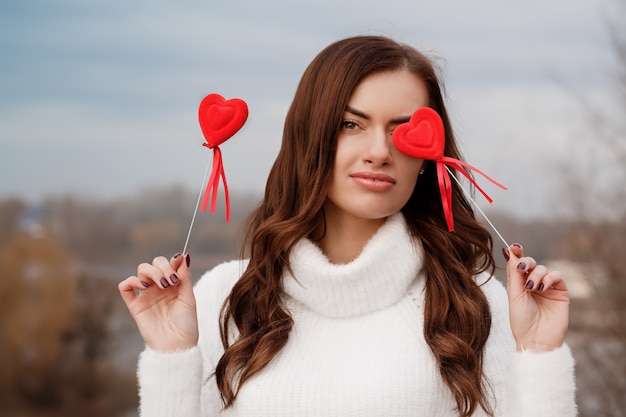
top-left (504, 244), bottom-right (525, 297)
top-left (170, 253), bottom-right (193, 289)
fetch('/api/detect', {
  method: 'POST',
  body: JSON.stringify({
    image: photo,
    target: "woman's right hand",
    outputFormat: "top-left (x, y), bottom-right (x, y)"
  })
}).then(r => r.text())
top-left (118, 253), bottom-right (199, 352)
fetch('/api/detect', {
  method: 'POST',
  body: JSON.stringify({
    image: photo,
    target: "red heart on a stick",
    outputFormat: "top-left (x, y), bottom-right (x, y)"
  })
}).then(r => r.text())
top-left (198, 94), bottom-right (248, 148)
top-left (392, 107), bottom-right (444, 161)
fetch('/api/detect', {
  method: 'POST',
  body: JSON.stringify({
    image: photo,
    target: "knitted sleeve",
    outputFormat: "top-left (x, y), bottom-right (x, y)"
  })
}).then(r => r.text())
top-left (479, 274), bottom-right (577, 417)
top-left (137, 346), bottom-right (203, 416)
top-left (135, 260), bottom-right (247, 417)
top-left (510, 345), bottom-right (577, 416)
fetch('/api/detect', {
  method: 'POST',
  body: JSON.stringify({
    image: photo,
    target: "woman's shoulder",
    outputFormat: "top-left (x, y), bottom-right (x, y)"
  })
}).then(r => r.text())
top-left (193, 258), bottom-right (249, 302)
top-left (475, 271), bottom-right (509, 316)
top-left (475, 271), bottom-right (515, 346)
top-left (191, 259), bottom-right (249, 374)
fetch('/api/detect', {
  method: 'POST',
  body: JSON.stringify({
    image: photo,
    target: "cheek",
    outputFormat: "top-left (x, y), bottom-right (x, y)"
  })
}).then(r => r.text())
top-left (329, 140), bottom-right (355, 180)
top-left (333, 136), bottom-right (355, 166)
top-left (327, 150), bottom-right (345, 195)
top-left (396, 158), bottom-right (423, 202)
top-left (397, 155), bottom-right (424, 185)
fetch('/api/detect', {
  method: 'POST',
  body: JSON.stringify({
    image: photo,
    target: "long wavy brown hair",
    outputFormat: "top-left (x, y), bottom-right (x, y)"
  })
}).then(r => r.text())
top-left (215, 35), bottom-right (496, 417)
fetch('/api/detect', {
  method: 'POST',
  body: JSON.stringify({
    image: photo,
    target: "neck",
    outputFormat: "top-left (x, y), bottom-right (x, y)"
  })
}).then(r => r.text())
top-left (284, 211), bottom-right (423, 317)
top-left (317, 204), bottom-right (387, 264)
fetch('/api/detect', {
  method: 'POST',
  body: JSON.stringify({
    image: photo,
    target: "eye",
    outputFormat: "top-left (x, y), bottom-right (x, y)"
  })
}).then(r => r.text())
top-left (340, 119), bottom-right (359, 130)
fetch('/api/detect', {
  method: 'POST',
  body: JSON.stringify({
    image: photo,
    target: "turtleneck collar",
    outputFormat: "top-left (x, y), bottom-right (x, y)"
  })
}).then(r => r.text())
top-left (282, 213), bottom-right (424, 318)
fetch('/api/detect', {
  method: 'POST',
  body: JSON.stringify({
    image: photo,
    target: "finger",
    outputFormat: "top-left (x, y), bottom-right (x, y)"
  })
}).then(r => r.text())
top-left (118, 275), bottom-right (147, 307)
top-left (534, 269), bottom-right (567, 292)
top-left (514, 256), bottom-right (537, 275)
top-left (170, 253), bottom-right (190, 280)
top-left (138, 261), bottom-right (172, 289)
top-left (170, 253), bottom-right (184, 269)
top-left (152, 256), bottom-right (182, 288)
top-left (505, 245), bottom-right (527, 295)
top-left (524, 264), bottom-right (548, 291)
top-left (173, 253), bottom-right (193, 292)
top-left (508, 242), bottom-right (524, 258)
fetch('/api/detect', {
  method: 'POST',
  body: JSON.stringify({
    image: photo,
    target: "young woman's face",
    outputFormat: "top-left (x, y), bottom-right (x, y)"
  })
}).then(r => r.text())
top-left (325, 69), bottom-right (427, 223)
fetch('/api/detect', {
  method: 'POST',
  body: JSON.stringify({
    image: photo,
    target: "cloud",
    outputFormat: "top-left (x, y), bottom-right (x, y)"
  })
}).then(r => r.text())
top-left (0, 0), bottom-right (616, 220)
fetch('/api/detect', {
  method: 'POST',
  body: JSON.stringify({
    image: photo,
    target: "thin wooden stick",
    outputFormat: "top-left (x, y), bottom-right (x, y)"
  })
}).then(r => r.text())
top-left (446, 166), bottom-right (510, 248)
top-left (182, 157), bottom-right (213, 255)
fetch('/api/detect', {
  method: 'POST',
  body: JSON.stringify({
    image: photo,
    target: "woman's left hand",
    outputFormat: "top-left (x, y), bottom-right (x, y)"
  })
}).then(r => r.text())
top-left (504, 244), bottom-right (570, 352)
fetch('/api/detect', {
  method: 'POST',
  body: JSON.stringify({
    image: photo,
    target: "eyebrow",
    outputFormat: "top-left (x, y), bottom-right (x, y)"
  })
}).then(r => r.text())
top-left (345, 105), bottom-right (411, 124)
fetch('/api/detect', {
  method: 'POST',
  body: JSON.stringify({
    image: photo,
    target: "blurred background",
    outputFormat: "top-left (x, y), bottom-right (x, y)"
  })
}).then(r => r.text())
top-left (1, 0), bottom-right (624, 415)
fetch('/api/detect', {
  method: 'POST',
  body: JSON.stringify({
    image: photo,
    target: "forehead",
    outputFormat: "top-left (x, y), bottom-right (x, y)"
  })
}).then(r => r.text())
top-left (347, 70), bottom-right (429, 116)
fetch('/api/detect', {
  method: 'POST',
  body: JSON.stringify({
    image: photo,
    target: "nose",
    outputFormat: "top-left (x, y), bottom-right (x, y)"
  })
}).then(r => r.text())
top-left (364, 127), bottom-right (392, 166)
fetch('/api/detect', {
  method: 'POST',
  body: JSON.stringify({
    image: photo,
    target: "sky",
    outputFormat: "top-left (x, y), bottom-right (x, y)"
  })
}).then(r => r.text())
top-left (0, 0), bottom-right (619, 219)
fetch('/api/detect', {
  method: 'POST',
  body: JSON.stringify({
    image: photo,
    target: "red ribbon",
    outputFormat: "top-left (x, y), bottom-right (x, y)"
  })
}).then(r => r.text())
top-left (200, 145), bottom-right (230, 222)
top-left (436, 156), bottom-right (507, 232)
top-left (392, 107), bottom-right (508, 233)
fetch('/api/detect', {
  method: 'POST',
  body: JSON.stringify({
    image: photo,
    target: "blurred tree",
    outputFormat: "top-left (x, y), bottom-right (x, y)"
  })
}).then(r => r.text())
top-left (130, 219), bottom-right (183, 259)
top-left (41, 196), bottom-right (133, 262)
top-left (556, 0), bottom-right (626, 304)
top-left (36, 187), bottom-right (256, 268)
top-left (0, 198), bottom-right (26, 247)
top-left (553, 1), bottom-right (626, 415)
top-left (0, 232), bottom-right (75, 409)
top-left (0, 215), bottom-right (121, 415)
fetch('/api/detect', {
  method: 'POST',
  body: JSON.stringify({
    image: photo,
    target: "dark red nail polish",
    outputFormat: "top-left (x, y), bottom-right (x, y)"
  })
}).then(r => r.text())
top-left (170, 274), bottom-right (179, 284)
top-left (502, 247), bottom-right (510, 261)
top-left (160, 277), bottom-right (170, 288)
top-left (173, 253), bottom-right (182, 259)
top-left (140, 281), bottom-right (150, 288)
top-left (185, 254), bottom-right (191, 268)
top-left (538, 283), bottom-right (545, 291)
top-left (525, 280), bottom-right (534, 290)
top-left (517, 262), bottom-right (526, 271)
top-left (512, 243), bottom-right (522, 249)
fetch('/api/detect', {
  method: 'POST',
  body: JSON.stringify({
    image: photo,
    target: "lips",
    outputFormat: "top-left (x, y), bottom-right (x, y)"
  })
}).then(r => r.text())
top-left (350, 172), bottom-right (396, 191)
top-left (351, 172), bottom-right (395, 182)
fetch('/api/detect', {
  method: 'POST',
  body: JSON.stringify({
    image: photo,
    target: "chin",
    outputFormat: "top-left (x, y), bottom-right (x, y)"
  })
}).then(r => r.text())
top-left (353, 207), bottom-right (400, 221)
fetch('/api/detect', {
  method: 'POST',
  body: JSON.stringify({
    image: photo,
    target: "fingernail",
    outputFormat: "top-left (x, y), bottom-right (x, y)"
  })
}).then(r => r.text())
top-left (538, 283), bottom-right (545, 291)
top-left (502, 247), bottom-right (510, 261)
top-left (512, 243), bottom-right (522, 249)
top-left (516, 262), bottom-right (526, 271)
top-left (173, 253), bottom-right (182, 259)
top-left (170, 274), bottom-right (180, 284)
top-left (185, 254), bottom-right (191, 268)
top-left (140, 281), bottom-right (150, 288)
top-left (160, 277), bottom-right (170, 288)
top-left (525, 280), bottom-right (534, 290)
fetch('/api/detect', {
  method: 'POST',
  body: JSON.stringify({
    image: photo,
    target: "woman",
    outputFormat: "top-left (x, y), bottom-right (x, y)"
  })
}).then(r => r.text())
top-left (119, 35), bottom-right (576, 416)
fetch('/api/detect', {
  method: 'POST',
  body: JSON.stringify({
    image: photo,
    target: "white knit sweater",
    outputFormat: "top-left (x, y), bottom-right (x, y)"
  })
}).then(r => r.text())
top-left (137, 213), bottom-right (577, 416)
